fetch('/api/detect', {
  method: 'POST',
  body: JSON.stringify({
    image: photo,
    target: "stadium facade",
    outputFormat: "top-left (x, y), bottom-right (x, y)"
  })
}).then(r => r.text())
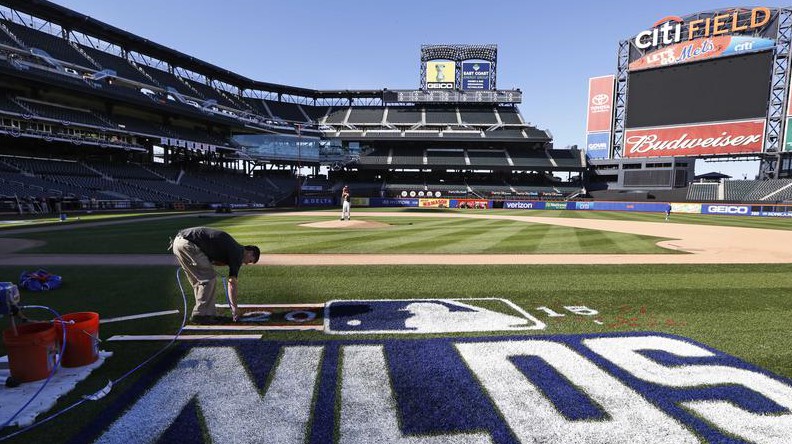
top-left (0, 0), bottom-right (586, 212)
top-left (587, 6), bottom-right (792, 204)
top-left (0, 1), bottom-right (790, 212)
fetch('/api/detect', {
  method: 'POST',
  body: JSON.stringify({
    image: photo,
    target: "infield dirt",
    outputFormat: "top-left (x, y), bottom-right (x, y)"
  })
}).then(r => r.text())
top-left (298, 220), bottom-right (392, 229)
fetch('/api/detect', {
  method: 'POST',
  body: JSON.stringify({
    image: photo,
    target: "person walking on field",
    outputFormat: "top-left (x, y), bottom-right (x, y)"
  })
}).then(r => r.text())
top-left (341, 185), bottom-right (351, 221)
top-left (171, 227), bottom-right (260, 324)
top-left (665, 203), bottom-right (672, 222)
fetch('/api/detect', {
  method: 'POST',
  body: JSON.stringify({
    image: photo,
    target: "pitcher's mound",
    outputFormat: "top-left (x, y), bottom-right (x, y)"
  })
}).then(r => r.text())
top-left (300, 220), bottom-right (392, 229)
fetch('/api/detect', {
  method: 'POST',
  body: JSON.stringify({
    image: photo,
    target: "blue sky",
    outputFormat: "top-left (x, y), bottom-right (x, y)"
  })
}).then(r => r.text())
top-left (50, 0), bottom-right (790, 178)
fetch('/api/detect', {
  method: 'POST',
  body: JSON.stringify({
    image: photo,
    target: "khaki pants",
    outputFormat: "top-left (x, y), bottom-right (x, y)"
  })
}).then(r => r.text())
top-left (172, 236), bottom-right (217, 317)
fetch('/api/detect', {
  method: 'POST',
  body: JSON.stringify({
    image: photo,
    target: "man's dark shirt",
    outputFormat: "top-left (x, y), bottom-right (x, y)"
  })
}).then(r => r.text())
top-left (178, 227), bottom-right (244, 277)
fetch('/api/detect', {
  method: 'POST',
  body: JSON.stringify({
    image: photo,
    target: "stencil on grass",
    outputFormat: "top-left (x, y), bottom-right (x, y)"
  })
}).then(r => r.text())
top-left (325, 298), bottom-right (545, 334)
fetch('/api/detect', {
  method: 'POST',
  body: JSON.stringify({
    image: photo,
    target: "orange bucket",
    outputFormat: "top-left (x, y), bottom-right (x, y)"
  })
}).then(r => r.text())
top-left (55, 312), bottom-right (100, 368)
top-left (3, 322), bottom-right (59, 382)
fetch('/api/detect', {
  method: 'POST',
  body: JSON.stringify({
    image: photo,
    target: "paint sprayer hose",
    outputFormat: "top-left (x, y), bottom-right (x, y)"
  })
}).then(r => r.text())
top-left (0, 267), bottom-right (188, 441)
top-left (0, 306), bottom-right (67, 430)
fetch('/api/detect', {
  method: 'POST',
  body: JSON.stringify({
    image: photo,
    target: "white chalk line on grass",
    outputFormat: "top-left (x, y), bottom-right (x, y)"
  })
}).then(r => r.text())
top-left (214, 303), bottom-right (325, 309)
top-left (182, 325), bottom-right (324, 332)
top-left (107, 334), bottom-right (262, 341)
top-left (100, 310), bottom-right (180, 324)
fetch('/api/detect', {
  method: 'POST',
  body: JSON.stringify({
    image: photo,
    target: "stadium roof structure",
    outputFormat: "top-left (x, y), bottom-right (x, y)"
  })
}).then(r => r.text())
top-left (1, 0), bottom-right (386, 99)
top-left (695, 172), bottom-right (732, 180)
top-left (0, 0), bottom-right (553, 166)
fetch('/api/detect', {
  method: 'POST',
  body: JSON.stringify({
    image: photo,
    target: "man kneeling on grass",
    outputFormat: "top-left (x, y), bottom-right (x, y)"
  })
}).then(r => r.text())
top-left (171, 227), bottom-right (260, 324)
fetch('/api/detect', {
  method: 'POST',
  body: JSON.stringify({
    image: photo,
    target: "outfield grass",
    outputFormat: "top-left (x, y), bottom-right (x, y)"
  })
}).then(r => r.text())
top-left (6, 213), bottom-right (678, 255)
top-left (0, 211), bottom-right (198, 230)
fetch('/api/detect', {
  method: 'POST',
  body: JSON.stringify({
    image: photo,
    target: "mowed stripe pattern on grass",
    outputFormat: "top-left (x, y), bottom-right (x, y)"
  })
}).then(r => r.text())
top-left (222, 216), bottom-right (676, 254)
top-left (6, 214), bottom-right (677, 255)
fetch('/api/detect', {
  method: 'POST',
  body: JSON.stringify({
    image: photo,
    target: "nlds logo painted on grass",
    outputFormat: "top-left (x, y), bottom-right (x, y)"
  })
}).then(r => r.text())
top-left (90, 333), bottom-right (792, 443)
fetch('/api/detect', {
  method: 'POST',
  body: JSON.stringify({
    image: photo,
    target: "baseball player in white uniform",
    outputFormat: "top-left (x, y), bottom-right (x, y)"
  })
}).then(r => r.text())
top-left (341, 185), bottom-right (351, 221)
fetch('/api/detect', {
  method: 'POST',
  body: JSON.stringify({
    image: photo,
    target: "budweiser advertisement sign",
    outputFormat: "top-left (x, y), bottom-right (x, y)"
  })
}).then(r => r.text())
top-left (586, 75), bottom-right (615, 133)
top-left (624, 120), bottom-right (765, 158)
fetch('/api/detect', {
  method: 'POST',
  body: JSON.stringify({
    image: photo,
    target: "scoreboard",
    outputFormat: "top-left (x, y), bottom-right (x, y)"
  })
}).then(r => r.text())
top-left (383, 90), bottom-right (521, 104)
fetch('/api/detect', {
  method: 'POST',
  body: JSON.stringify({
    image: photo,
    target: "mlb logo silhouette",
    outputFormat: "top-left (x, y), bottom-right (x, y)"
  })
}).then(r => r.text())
top-left (325, 298), bottom-right (545, 334)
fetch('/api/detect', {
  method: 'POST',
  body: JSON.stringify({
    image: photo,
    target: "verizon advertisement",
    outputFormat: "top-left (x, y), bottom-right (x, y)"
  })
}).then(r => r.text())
top-left (586, 75), bottom-right (615, 133)
top-left (624, 119), bottom-right (765, 158)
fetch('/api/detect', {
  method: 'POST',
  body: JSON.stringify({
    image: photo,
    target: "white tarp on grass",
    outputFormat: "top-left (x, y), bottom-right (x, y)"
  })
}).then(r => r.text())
top-left (0, 351), bottom-right (112, 427)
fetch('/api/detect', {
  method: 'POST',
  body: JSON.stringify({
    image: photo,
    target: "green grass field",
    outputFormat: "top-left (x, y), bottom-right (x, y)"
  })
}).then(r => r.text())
top-left (4, 212), bottom-right (681, 254)
top-left (0, 211), bottom-right (196, 229)
top-left (1, 208), bottom-right (791, 443)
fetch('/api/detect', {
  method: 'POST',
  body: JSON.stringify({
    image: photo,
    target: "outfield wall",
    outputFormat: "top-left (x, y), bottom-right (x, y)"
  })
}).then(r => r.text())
top-left (507, 201), bottom-right (792, 217)
top-left (349, 197), bottom-right (792, 217)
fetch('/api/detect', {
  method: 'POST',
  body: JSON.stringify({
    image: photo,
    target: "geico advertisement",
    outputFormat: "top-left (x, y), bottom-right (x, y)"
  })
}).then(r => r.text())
top-left (426, 61), bottom-right (456, 89)
top-left (701, 204), bottom-right (751, 216)
top-left (624, 120), bottom-right (765, 158)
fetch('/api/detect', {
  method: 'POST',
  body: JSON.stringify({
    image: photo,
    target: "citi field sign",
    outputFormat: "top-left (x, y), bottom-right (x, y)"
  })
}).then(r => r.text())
top-left (634, 7), bottom-right (773, 51)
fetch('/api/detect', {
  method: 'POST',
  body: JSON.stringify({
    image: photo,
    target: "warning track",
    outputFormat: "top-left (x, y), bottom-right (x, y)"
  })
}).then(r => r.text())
top-left (1, 211), bottom-right (791, 266)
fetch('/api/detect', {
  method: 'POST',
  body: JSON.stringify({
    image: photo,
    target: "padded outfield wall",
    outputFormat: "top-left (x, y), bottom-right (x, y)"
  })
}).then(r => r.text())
top-left (345, 197), bottom-right (792, 217)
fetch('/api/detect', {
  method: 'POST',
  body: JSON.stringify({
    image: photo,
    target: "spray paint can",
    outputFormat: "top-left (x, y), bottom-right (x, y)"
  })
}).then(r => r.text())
top-left (0, 282), bottom-right (20, 316)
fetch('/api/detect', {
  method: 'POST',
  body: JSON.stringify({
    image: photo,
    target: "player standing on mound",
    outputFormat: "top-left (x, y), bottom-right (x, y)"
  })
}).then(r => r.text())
top-left (341, 185), bottom-right (351, 221)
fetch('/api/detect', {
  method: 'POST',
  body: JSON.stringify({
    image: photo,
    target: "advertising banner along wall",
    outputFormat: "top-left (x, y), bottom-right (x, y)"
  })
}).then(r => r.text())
top-left (370, 198), bottom-right (419, 208)
top-left (451, 199), bottom-right (491, 209)
top-left (624, 119), bottom-right (765, 158)
top-left (586, 76), bottom-right (615, 133)
top-left (419, 198), bottom-right (451, 208)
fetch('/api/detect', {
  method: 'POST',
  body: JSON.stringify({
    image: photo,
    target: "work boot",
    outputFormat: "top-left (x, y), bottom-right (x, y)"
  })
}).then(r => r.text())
top-left (190, 315), bottom-right (228, 325)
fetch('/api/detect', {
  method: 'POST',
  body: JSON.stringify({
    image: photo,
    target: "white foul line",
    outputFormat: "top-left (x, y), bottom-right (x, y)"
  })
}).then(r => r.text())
top-left (182, 325), bottom-right (324, 332)
top-left (100, 310), bottom-right (180, 324)
top-left (107, 334), bottom-right (262, 341)
top-left (215, 304), bottom-right (325, 309)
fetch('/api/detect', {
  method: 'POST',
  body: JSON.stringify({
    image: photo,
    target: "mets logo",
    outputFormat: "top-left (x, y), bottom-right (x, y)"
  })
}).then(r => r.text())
top-left (591, 94), bottom-right (609, 106)
top-left (87, 332), bottom-right (792, 443)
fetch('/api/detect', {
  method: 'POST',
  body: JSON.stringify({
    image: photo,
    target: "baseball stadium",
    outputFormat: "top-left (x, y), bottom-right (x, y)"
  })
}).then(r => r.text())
top-left (0, 1), bottom-right (792, 443)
